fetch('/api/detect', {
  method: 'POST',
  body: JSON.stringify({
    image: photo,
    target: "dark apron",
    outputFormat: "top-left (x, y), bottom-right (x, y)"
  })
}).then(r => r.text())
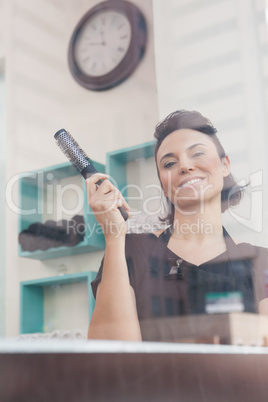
top-left (136, 226), bottom-right (256, 322)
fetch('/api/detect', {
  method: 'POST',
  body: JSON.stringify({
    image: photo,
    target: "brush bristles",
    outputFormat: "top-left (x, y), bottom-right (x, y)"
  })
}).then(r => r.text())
top-left (55, 130), bottom-right (91, 172)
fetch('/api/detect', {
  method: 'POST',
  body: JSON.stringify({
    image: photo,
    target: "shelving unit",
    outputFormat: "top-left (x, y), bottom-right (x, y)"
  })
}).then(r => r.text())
top-left (18, 161), bottom-right (106, 260)
top-left (20, 271), bottom-right (96, 334)
top-left (17, 141), bottom-right (158, 334)
top-left (106, 140), bottom-right (156, 199)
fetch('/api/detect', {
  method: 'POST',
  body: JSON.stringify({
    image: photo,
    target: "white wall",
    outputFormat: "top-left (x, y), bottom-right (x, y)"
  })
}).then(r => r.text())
top-left (4, 0), bottom-right (158, 337)
top-left (0, 0), bottom-right (6, 339)
top-left (0, 0), bottom-right (4, 59)
top-left (0, 73), bottom-right (6, 337)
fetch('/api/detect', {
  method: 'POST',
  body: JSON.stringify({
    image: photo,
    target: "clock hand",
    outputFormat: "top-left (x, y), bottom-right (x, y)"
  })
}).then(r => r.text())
top-left (100, 30), bottom-right (106, 46)
top-left (89, 42), bottom-right (105, 46)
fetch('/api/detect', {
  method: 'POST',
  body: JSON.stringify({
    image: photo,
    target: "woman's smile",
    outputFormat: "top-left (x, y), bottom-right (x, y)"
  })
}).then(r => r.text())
top-left (178, 176), bottom-right (205, 188)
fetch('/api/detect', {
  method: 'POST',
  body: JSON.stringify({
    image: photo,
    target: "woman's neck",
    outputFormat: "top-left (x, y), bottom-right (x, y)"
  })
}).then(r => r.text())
top-left (172, 201), bottom-right (223, 243)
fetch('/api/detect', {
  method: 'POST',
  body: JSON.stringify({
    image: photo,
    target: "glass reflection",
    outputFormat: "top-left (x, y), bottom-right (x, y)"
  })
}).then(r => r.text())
top-left (1, 0), bottom-right (268, 352)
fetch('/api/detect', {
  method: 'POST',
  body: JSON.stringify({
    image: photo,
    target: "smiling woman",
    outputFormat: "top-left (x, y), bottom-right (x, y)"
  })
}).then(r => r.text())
top-left (87, 109), bottom-right (268, 343)
top-left (156, 129), bottom-right (231, 217)
top-left (154, 110), bottom-right (244, 223)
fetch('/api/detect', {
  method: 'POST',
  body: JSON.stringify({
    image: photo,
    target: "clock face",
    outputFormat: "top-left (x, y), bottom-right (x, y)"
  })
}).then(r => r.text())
top-left (68, 0), bottom-right (147, 91)
top-left (74, 11), bottom-right (132, 77)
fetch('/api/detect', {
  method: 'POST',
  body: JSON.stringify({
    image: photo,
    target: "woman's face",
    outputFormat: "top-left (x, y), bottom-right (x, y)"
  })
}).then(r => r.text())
top-left (156, 129), bottom-right (230, 213)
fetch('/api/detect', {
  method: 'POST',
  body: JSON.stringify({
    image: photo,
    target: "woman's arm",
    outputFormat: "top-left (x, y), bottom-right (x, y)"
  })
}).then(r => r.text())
top-left (86, 173), bottom-right (142, 341)
top-left (259, 298), bottom-right (268, 315)
top-left (88, 236), bottom-right (142, 341)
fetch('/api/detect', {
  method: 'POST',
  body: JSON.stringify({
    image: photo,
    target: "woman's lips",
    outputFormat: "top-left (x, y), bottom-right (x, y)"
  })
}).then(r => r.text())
top-left (179, 177), bottom-right (205, 188)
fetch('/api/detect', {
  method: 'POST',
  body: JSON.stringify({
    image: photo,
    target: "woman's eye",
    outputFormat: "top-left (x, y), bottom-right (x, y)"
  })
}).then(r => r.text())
top-left (193, 151), bottom-right (204, 157)
top-left (164, 161), bottom-right (176, 169)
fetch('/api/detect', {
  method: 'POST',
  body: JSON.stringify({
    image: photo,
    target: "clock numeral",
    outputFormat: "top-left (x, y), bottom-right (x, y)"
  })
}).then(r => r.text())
top-left (120, 35), bottom-right (128, 40)
top-left (117, 47), bottom-right (125, 52)
top-left (91, 61), bottom-right (96, 71)
top-left (117, 23), bottom-right (124, 30)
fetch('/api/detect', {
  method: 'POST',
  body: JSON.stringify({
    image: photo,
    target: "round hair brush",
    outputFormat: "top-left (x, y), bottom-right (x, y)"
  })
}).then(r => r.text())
top-left (54, 128), bottom-right (128, 221)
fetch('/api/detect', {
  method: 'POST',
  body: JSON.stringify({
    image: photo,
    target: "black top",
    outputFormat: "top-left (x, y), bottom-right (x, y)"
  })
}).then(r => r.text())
top-left (91, 226), bottom-right (267, 327)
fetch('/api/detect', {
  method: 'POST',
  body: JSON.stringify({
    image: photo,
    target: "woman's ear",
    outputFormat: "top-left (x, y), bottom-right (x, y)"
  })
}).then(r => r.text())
top-left (222, 155), bottom-right (231, 177)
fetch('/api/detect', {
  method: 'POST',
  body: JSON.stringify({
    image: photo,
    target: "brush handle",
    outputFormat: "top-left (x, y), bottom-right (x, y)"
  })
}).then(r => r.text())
top-left (81, 165), bottom-right (129, 221)
top-left (80, 164), bottom-right (100, 180)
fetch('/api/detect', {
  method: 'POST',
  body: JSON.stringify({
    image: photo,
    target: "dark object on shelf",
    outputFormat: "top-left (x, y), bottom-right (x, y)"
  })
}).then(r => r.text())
top-left (18, 215), bottom-right (85, 252)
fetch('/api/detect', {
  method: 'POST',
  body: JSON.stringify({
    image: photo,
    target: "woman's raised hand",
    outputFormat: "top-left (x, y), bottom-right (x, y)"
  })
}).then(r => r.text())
top-left (85, 173), bottom-right (130, 239)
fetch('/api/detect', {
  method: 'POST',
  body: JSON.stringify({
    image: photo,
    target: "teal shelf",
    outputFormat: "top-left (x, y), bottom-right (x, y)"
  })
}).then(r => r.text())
top-left (106, 140), bottom-right (156, 199)
top-left (18, 161), bottom-right (106, 260)
top-left (20, 271), bottom-right (96, 334)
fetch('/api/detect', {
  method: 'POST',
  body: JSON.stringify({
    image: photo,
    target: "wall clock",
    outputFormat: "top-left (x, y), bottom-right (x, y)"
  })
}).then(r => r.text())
top-left (68, 0), bottom-right (147, 91)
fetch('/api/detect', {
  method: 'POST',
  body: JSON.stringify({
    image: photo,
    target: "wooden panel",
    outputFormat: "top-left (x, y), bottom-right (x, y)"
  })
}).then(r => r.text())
top-left (0, 345), bottom-right (268, 401)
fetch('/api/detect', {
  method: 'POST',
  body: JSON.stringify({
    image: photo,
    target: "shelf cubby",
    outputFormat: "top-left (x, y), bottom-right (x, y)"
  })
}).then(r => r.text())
top-left (20, 271), bottom-right (96, 334)
top-left (18, 161), bottom-right (106, 260)
top-left (106, 140), bottom-right (156, 199)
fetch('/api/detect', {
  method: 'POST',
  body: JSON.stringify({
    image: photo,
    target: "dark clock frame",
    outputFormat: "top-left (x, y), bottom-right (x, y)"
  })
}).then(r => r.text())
top-left (68, 0), bottom-right (147, 91)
